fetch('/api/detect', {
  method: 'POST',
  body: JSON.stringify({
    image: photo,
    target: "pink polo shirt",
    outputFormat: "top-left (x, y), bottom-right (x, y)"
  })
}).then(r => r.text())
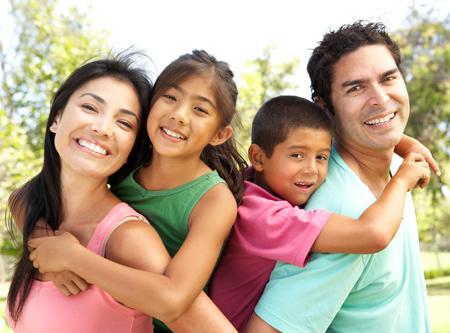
top-left (209, 180), bottom-right (330, 331)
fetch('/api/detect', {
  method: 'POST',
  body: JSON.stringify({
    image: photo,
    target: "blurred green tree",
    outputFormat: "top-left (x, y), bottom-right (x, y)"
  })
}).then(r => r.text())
top-left (235, 46), bottom-right (300, 152)
top-left (394, 10), bottom-right (450, 250)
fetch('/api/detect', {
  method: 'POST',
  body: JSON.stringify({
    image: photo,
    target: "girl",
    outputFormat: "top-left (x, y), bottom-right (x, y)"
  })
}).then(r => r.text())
top-left (7, 52), bottom-right (236, 333)
top-left (28, 50), bottom-right (246, 332)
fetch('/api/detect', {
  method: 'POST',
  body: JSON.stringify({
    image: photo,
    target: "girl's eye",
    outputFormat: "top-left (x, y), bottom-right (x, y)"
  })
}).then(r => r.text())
top-left (317, 155), bottom-right (329, 161)
top-left (194, 106), bottom-right (208, 114)
top-left (82, 104), bottom-right (97, 112)
top-left (163, 94), bottom-right (176, 101)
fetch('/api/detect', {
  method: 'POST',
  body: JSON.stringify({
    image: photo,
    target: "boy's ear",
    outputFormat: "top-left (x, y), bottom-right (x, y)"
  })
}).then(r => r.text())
top-left (210, 125), bottom-right (233, 146)
top-left (248, 144), bottom-right (266, 172)
top-left (49, 114), bottom-right (61, 133)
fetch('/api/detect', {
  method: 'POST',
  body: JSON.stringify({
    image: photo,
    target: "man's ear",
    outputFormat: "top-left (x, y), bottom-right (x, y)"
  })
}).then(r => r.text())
top-left (210, 125), bottom-right (233, 146)
top-left (314, 96), bottom-right (334, 117)
top-left (248, 144), bottom-right (266, 172)
top-left (49, 114), bottom-right (61, 133)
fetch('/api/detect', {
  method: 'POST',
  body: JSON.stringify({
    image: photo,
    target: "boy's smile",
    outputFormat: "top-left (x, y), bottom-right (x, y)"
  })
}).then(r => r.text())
top-left (252, 127), bottom-right (331, 206)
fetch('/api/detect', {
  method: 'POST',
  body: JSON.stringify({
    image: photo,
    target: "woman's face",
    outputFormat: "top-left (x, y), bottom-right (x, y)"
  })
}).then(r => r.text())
top-left (50, 76), bottom-right (141, 180)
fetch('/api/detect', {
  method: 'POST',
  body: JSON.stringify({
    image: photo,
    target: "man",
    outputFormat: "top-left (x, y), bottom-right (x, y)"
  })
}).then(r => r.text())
top-left (247, 21), bottom-right (432, 332)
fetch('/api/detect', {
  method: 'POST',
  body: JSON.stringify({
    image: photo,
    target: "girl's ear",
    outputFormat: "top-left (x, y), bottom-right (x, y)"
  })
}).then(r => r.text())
top-left (49, 114), bottom-right (61, 133)
top-left (248, 144), bottom-right (266, 172)
top-left (209, 125), bottom-right (233, 146)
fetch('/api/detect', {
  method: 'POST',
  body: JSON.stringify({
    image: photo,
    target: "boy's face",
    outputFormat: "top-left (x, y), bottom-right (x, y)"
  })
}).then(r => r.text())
top-left (254, 127), bottom-right (331, 206)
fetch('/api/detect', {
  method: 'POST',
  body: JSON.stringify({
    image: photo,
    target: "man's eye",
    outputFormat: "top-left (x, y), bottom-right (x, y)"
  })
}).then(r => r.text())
top-left (347, 85), bottom-right (362, 93)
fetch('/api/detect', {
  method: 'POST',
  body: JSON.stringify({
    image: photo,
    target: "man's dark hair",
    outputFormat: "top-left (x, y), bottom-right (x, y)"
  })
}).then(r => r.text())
top-left (307, 21), bottom-right (402, 114)
top-left (252, 95), bottom-right (333, 157)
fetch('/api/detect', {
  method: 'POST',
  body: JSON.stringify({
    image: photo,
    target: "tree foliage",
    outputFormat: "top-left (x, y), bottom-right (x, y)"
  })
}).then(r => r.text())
top-left (394, 10), bottom-right (450, 247)
top-left (0, 0), bottom-right (109, 155)
top-left (236, 46), bottom-right (300, 152)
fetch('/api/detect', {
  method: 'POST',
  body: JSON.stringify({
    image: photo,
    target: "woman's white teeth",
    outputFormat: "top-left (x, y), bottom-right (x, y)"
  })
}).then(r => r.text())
top-left (162, 128), bottom-right (186, 140)
top-left (78, 139), bottom-right (107, 155)
top-left (365, 113), bottom-right (395, 125)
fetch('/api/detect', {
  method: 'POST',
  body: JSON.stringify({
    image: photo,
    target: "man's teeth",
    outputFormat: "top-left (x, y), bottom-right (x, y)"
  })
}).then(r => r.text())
top-left (78, 139), bottom-right (107, 155)
top-left (365, 113), bottom-right (395, 125)
top-left (162, 128), bottom-right (186, 140)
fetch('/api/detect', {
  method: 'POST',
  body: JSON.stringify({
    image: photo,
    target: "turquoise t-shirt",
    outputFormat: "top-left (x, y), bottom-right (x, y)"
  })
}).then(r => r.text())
top-left (255, 146), bottom-right (431, 333)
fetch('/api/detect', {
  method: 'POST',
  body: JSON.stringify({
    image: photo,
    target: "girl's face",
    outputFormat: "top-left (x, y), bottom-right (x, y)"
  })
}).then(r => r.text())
top-left (147, 74), bottom-right (232, 160)
top-left (50, 76), bottom-right (141, 180)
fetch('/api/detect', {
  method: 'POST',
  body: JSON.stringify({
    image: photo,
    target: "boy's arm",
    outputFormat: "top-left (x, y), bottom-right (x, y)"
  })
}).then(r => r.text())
top-left (395, 134), bottom-right (440, 176)
top-left (311, 152), bottom-right (430, 254)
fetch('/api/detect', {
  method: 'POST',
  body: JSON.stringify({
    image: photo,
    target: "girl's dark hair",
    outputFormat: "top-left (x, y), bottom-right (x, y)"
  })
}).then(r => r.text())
top-left (307, 21), bottom-right (402, 114)
top-left (7, 52), bottom-right (152, 322)
top-left (150, 50), bottom-right (247, 202)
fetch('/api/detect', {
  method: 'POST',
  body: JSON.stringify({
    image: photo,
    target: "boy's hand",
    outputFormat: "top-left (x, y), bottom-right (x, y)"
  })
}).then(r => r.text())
top-left (29, 232), bottom-right (80, 274)
top-left (395, 135), bottom-right (441, 176)
top-left (38, 271), bottom-right (89, 296)
top-left (393, 153), bottom-right (431, 191)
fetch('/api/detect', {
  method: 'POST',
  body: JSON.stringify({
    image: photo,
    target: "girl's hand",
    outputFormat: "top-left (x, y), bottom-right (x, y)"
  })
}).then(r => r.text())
top-left (39, 271), bottom-right (90, 296)
top-left (395, 134), bottom-right (440, 176)
top-left (28, 232), bottom-right (81, 273)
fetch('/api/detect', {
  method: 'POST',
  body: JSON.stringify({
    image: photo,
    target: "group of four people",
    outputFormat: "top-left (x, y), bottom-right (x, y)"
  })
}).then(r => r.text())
top-left (7, 21), bottom-right (435, 332)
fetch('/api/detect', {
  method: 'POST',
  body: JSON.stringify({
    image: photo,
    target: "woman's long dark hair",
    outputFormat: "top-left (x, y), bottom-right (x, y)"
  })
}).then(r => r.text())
top-left (150, 50), bottom-right (247, 202)
top-left (7, 52), bottom-right (152, 322)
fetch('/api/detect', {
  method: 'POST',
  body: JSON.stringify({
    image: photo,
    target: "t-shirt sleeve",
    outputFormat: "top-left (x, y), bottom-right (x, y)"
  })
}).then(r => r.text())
top-left (235, 199), bottom-right (330, 267)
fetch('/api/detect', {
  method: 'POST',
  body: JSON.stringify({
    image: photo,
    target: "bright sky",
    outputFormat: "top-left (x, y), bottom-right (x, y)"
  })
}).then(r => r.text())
top-left (1, 0), bottom-right (449, 97)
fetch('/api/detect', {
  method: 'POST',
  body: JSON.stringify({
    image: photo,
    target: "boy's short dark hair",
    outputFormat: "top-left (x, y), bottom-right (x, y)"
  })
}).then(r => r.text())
top-left (251, 95), bottom-right (333, 157)
top-left (307, 21), bottom-right (402, 114)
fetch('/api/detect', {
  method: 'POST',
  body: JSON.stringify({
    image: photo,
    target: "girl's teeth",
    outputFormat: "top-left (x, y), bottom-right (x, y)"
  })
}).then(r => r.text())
top-left (365, 113), bottom-right (395, 125)
top-left (162, 128), bottom-right (186, 140)
top-left (78, 139), bottom-right (107, 155)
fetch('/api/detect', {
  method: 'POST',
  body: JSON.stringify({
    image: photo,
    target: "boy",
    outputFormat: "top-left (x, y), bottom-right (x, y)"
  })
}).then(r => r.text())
top-left (209, 95), bottom-right (430, 331)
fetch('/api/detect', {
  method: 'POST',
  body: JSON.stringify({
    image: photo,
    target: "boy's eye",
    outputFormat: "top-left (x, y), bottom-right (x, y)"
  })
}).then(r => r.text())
top-left (290, 153), bottom-right (304, 159)
top-left (317, 154), bottom-right (329, 161)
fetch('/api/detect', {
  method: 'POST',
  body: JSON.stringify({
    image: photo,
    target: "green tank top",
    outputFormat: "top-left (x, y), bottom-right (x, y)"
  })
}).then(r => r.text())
top-left (112, 169), bottom-right (225, 257)
top-left (112, 169), bottom-right (226, 333)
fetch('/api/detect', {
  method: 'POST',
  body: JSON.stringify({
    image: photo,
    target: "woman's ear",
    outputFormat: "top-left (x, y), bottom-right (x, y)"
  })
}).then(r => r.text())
top-left (248, 144), bottom-right (266, 172)
top-left (209, 125), bottom-right (233, 146)
top-left (49, 114), bottom-right (61, 133)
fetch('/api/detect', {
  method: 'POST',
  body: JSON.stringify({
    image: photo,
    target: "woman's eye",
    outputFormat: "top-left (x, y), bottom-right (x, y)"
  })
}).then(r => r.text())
top-left (82, 104), bottom-right (97, 112)
top-left (117, 120), bottom-right (133, 130)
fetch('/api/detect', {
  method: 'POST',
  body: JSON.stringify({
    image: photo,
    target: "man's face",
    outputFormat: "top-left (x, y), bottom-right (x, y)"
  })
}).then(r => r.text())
top-left (330, 44), bottom-right (409, 152)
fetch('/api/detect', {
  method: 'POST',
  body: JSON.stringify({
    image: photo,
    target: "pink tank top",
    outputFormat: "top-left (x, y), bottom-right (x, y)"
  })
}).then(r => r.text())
top-left (8, 203), bottom-right (154, 333)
